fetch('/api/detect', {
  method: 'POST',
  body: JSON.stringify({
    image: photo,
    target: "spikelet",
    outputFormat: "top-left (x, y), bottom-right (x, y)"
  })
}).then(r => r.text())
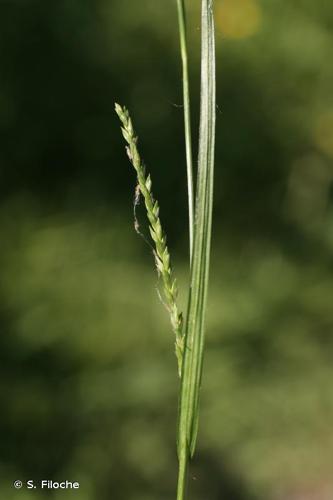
top-left (115, 104), bottom-right (184, 376)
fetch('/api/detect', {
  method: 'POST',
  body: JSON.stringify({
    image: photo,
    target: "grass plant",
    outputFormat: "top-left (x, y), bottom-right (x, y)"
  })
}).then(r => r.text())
top-left (116, 1), bottom-right (216, 498)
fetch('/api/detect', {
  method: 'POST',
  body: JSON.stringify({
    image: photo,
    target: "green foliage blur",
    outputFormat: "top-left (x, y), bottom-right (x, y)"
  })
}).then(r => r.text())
top-left (1, 1), bottom-right (333, 499)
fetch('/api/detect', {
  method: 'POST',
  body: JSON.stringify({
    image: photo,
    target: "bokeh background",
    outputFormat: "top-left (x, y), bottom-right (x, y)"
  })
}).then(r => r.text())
top-left (1, 1), bottom-right (333, 499)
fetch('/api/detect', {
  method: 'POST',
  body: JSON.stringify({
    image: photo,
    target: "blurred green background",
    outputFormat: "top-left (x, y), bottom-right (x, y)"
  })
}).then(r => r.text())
top-left (1, 1), bottom-right (333, 499)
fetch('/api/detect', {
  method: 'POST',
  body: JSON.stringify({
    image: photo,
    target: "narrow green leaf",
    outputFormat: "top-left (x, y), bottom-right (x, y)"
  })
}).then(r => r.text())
top-left (176, 0), bottom-right (194, 262)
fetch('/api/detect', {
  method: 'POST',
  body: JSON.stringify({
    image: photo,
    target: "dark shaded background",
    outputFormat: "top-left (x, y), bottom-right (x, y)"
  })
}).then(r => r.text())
top-left (1, 1), bottom-right (333, 499)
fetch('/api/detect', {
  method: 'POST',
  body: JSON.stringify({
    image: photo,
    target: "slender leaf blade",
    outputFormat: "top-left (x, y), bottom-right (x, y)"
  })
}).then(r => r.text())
top-left (178, 0), bottom-right (216, 462)
top-left (176, 0), bottom-right (195, 262)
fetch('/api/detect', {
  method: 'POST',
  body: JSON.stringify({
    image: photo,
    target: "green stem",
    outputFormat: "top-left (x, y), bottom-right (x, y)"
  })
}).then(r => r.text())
top-left (176, 445), bottom-right (188, 500)
top-left (176, 0), bottom-right (194, 263)
top-left (176, 0), bottom-right (216, 497)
